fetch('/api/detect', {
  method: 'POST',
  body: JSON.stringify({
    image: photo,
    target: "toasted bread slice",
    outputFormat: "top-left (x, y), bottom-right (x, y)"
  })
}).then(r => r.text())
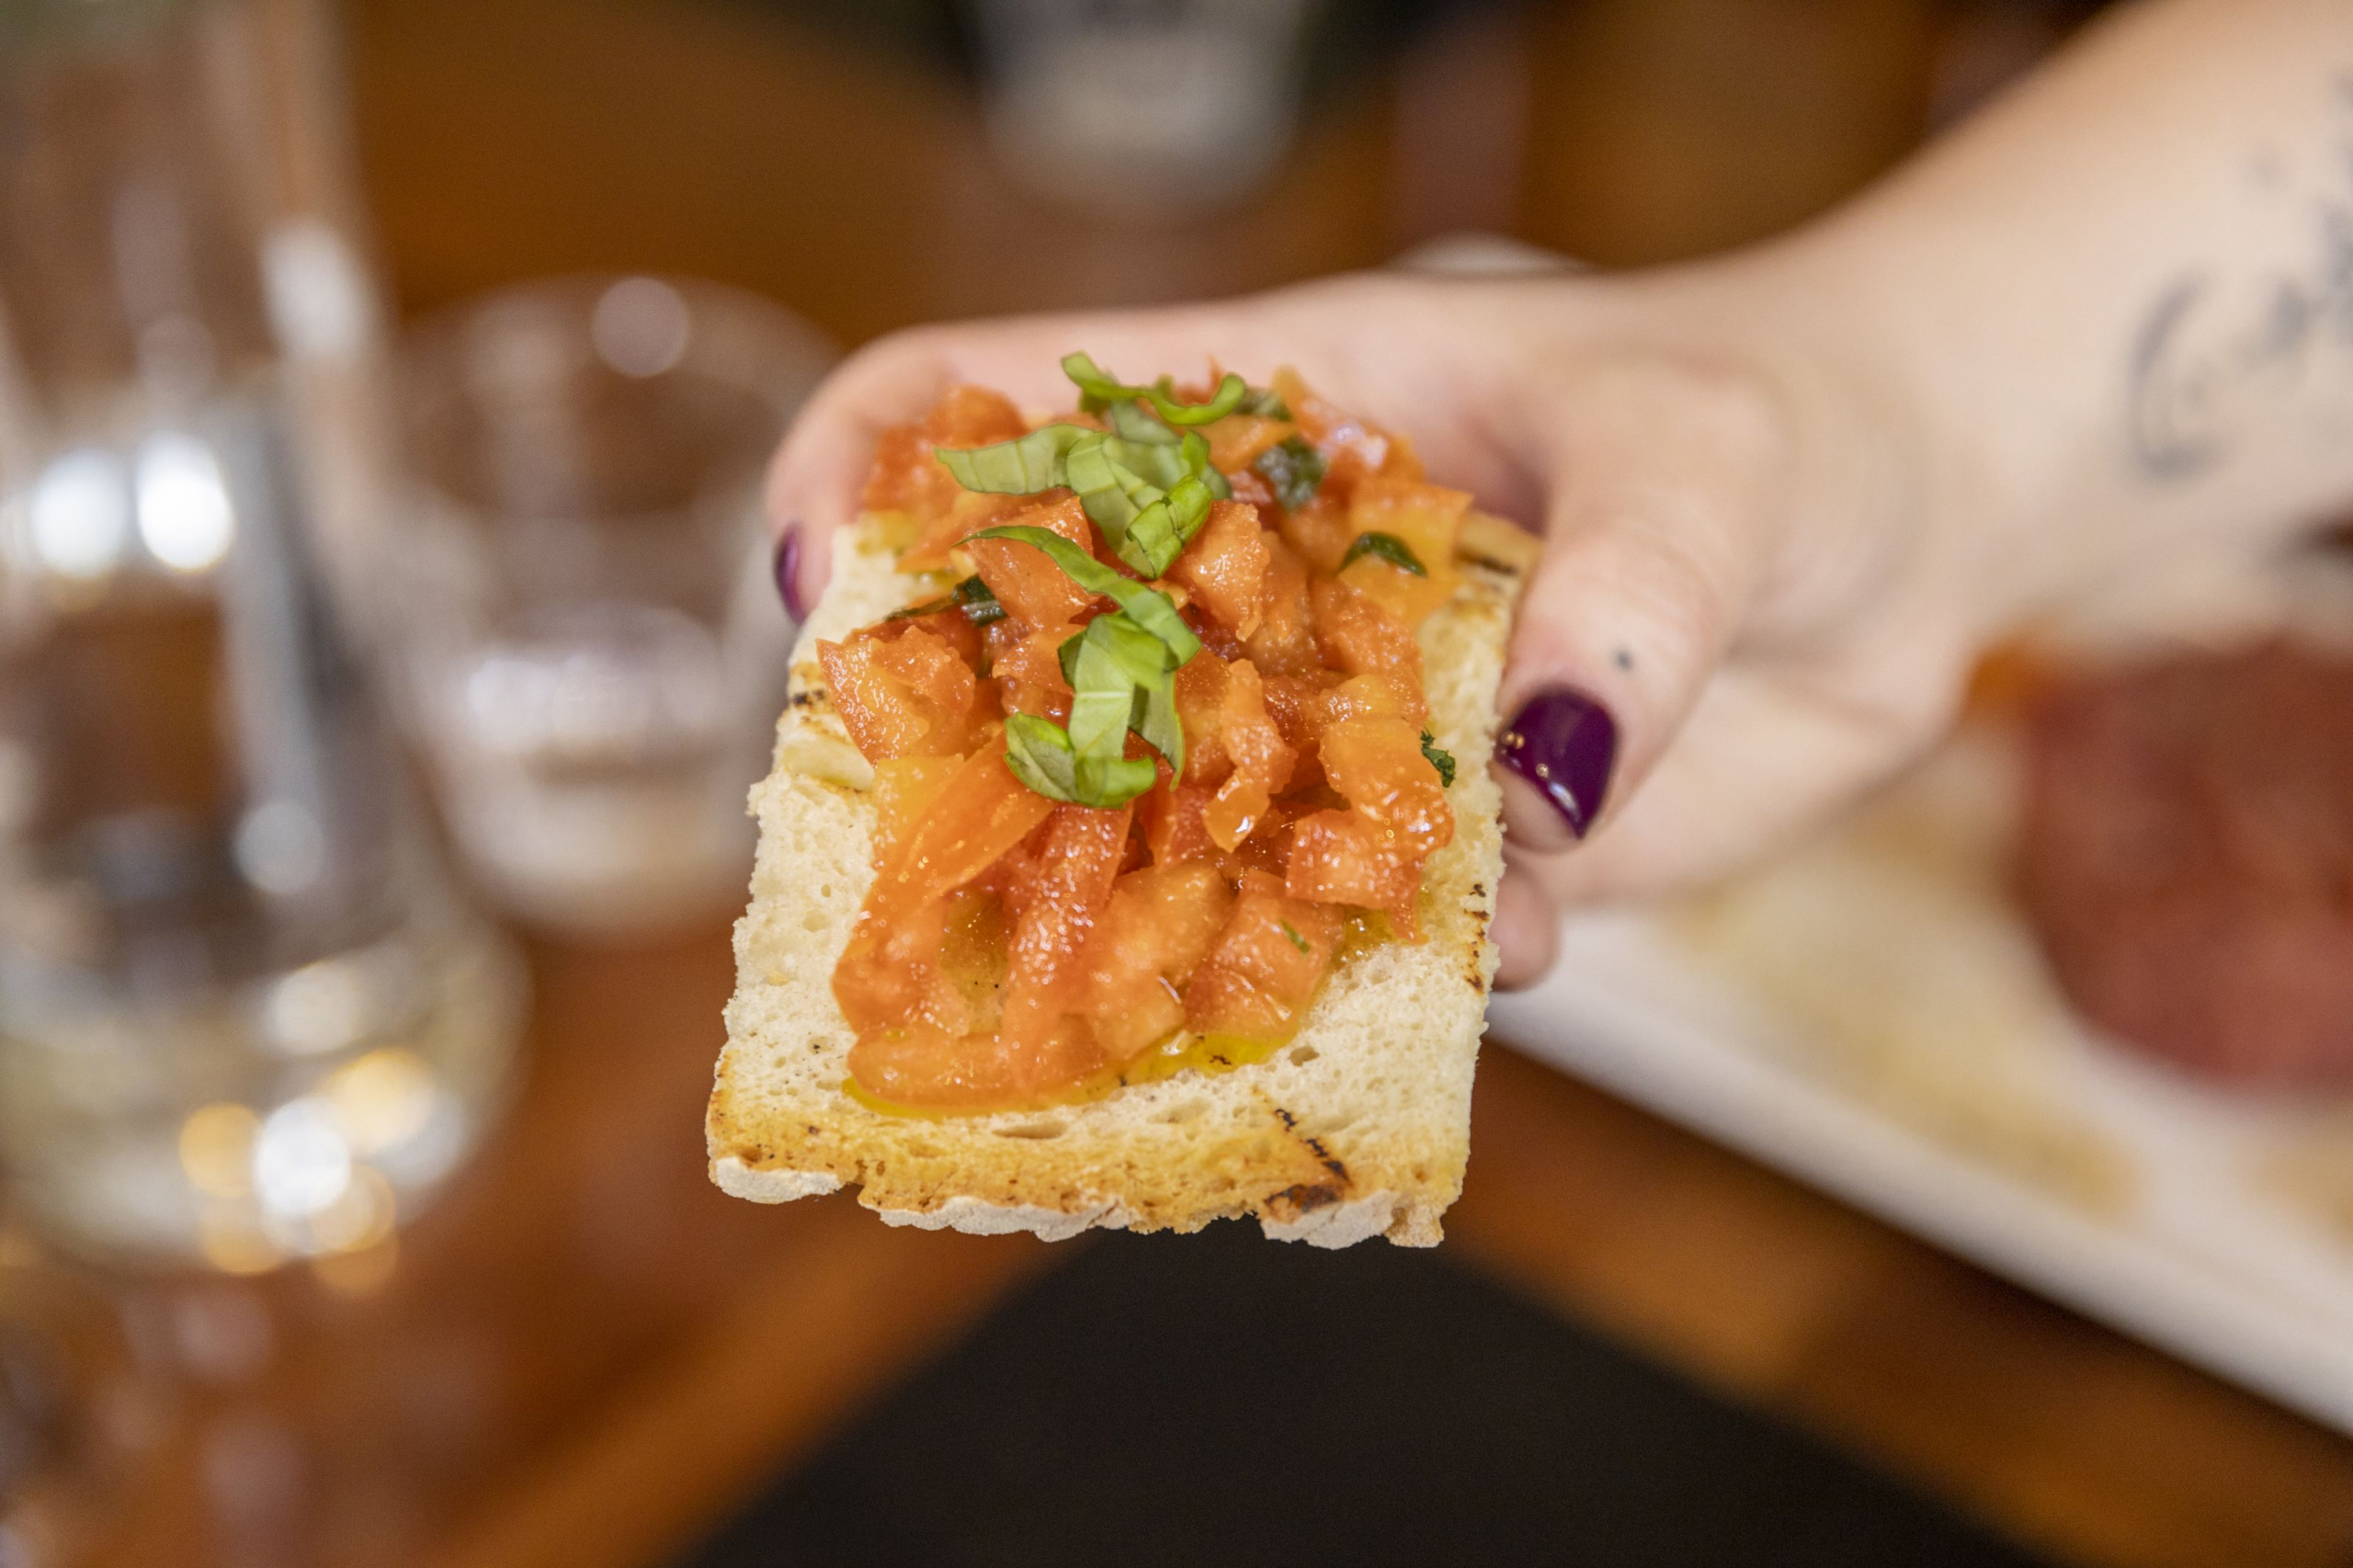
top-left (707, 512), bottom-right (1529, 1246)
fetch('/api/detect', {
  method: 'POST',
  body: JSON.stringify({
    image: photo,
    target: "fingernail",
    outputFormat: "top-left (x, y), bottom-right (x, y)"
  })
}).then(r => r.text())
top-left (774, 529), bottom-right (805, 621)
top-left (1498, 687), bottom-right (1618, 839)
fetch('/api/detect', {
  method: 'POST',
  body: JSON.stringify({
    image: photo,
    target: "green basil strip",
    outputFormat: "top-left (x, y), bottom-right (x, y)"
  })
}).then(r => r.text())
top-left (1340, 530), bottom-right (1428, 578)
top-left (1079, 753), bottom-right (1159, 807)
top-left (1279, 919), bottom-right (1311, 953)
top-left (1145, 371), bottom-right (1246, 426)
top-left (1120, 476), bottom-right (1214, 578)
top-left (1061, 352), bottom-right (1247, 426)
top-left (934, 424), bottom-right (1090, 494)
top-left (1003, 713), bottom-right (1158, 809)
top-left (1107, 399), bottom-right (1179, 445)
top-left (1253, 436), bottom-right (1325, 512)
top-left (1063, 613), bottom-right (1186, 777)
top-left (1005, 712), bottom-right (1082, 801)
top-left (964, 526), bottom-right (1200, 665)
top-left (1237, 387), bottom-right (1290, 419)
top-left (1420, 730), bottom-right (1458, 788)
top-left (1182, 430), bottom-right (1232, 502)
top-left (952, 574), bottom-right (1006, 624)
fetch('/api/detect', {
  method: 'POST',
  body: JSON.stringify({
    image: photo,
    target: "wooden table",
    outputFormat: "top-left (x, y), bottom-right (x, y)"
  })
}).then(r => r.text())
top-left (57, 2), bottom-right (2353, 1563)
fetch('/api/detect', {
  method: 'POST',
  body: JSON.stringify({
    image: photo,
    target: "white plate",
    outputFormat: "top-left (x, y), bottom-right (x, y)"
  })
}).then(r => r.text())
top-left (1491, 730), bottom-right (2353, 1432)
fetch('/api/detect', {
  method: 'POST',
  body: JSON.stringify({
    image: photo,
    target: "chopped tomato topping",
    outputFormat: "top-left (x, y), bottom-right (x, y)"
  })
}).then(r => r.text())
top-left (1310, 576), bottom-right (1424, 690)
top-left (1080, 863), bottom-right (1235, 1062)
top-left (987, 617), bottom-right (1079, 720)
top-left (1184, 869), bottom-right (1344, 1045)
top-left (966, 494), bottom-right (1101, 630)
top-left (1166, 501), bottom-right (1269, 641)
top-left (1242, 535), bottom-right (1323, 678)
top-left (998, 804), bottom-right (1132, 1049)
top-left (1286, 812), bottom-right (1425, 940)
top-left (1202, 415), bottom-right (1296, 474)
top-left (825, 373), bottom-right (1467, 1112)
top-left (861, 385), bottom-right (1029, 522)
top-left (1320, 715), bottom-right (1454, 859)
top-left (847, 1017), bottom-right (1108, 1113)
top-left (818, 620), bottom-right (984, 760)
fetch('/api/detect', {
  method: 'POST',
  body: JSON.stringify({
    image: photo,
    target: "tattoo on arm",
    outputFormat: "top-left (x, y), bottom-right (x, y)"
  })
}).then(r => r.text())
top-left (2128, 75), bottom-right (2353, 482)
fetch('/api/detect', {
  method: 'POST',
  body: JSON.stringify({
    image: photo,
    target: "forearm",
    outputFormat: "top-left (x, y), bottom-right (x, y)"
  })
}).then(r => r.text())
top-left (1778, 0), bottom-right (2353, 631)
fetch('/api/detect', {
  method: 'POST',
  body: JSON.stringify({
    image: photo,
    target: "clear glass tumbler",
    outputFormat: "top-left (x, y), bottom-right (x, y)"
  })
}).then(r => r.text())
top-left (0, 0), bottom-right (523, 1270)
top-left (390, 275), bottom-right (829, 937)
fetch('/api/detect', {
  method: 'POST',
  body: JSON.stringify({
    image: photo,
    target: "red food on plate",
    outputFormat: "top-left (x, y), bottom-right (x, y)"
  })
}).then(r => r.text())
top-left (2018, 642), bottom-right (2353, 1085)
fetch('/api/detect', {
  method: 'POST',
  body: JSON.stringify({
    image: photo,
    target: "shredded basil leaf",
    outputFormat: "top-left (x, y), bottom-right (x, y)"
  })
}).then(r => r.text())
top-left (934, 424), bottom-right (1090, 494)
top-left (1058, 613), bottom-right (1188, 778)
top-left (1003, 711), bottom-right (1157, 809)
top-left (1341, 530), bottom-right (1428, 578)
top-left (1107, 399), bottom-right (1179, 445)
top-left (1253, 436), bottom-right (1325, 512)
top-left (1279, 919), bottom-right (1311, 954)
top-left (1420, 730), bottom-right (1457, 788)
top-left (890, 575), bottom-right (1007, 626)
top-left (1062, 352), bottom-right (1247, 427)
top-left (952, 574), bottom-right (1006, 624)
top-left (1237, 387), bottom-right (1290, 419)
top-left (965, 526), bottom-right (1199, 665)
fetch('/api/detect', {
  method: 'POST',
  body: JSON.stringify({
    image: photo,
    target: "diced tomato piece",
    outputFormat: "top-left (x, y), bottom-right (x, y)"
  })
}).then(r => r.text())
top-left (1277, 490), bottom-right (1355, 575)
top-left (1224, 466), bottom-right (1278, 510)
top-left (819, 621), bottom-right (985, 761)
top-left (834, 896), bottom-right (958, 1037)
top-left (964, 494), bottom-right (1100, 630)
top-left (1319, 715), bottom-right (1454, 859)
top-left (1141, 777), bottom-right (1219, 867)
top-left (1079, 863), bottom-right (1236, 1062)
top-left (1310, 576), bottom-right (1423, 690)
top-left (1272, 368), bottom-right (1394, 494)
top-left (1202, 660), bottom-right (1295, 852)
top-left (1285, 810), bottom-right (1426, 940)
top-left (848, 1017), bottom-right (1108, 1113)
top-left (1167, 502), bottom-right (1268, 640)
top-left (990, 618), bottom-right (1078, 720)
top-left (1202, 415), bottom-right (1296, 474)
top-left (859, 386), bottom-right (1030, 527)
top-left (1243, 536), bottom-right (1322, 677)
top-left (927, 385), bottom-right (1029, 449)
top-left (1185, 869), bottom-right (1343, 1045)
top-left (869, 743), bottom-right (1055, 917)
top-left (1335, 477), bottom-right (1467, 625)
top-left (998, 803), bottom-right (1132, 1048)
top-left (1348, 476), bottom-right (1468, 573)
top-left (871, 756), bottom-right (964, 867)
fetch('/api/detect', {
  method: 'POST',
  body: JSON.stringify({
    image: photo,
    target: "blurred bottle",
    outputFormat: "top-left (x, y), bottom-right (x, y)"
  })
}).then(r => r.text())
top-left (0, 0), bottom-right (522, 1270)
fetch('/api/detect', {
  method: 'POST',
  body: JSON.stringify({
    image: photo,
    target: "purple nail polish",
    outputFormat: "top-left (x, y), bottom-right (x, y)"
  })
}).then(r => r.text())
top-left (1498, 687), bottom-right (1618, 838)
top-left (774, 530), bottom-right (805, 621)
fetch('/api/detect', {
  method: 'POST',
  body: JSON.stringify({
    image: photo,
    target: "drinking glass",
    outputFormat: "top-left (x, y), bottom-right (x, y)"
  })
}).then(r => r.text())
top-left (389, 275), bottom-right (829, 937)
top-left (0, 0), bottom-right (523, 1270)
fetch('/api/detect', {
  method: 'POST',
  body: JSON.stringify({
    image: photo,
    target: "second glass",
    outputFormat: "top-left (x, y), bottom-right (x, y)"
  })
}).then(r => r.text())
top-left (388, 277), bottom-right (830, 937)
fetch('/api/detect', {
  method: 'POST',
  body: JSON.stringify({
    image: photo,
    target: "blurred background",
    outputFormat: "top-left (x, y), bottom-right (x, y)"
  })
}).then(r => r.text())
top-left (4, 1), bottom-right (2353, 1565)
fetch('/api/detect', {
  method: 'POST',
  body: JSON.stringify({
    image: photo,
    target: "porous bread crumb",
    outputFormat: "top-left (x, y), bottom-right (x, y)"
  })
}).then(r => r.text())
top-left (707, 513), bottom-right (1520, 1246)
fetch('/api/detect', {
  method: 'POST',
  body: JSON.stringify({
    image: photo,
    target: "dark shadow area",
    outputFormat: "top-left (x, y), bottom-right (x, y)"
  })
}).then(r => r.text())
top-left (680, 1223), bottom-right (2052, 1568)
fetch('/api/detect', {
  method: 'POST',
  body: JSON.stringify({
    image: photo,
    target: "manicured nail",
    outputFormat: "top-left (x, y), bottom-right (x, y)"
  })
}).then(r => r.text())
top-left (774, 529), bottom-right (805, 621)
top-left (1497, 687), bottom-right (1618, 838)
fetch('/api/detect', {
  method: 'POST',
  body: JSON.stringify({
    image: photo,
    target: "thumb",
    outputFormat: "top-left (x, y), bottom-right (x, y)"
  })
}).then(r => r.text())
top-left (1493, 361), bottom-right (1790, 856)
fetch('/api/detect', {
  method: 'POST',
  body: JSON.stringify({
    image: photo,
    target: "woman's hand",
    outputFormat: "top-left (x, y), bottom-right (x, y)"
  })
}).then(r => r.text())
top-left (767, 265), bottom-right (1980, 986)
